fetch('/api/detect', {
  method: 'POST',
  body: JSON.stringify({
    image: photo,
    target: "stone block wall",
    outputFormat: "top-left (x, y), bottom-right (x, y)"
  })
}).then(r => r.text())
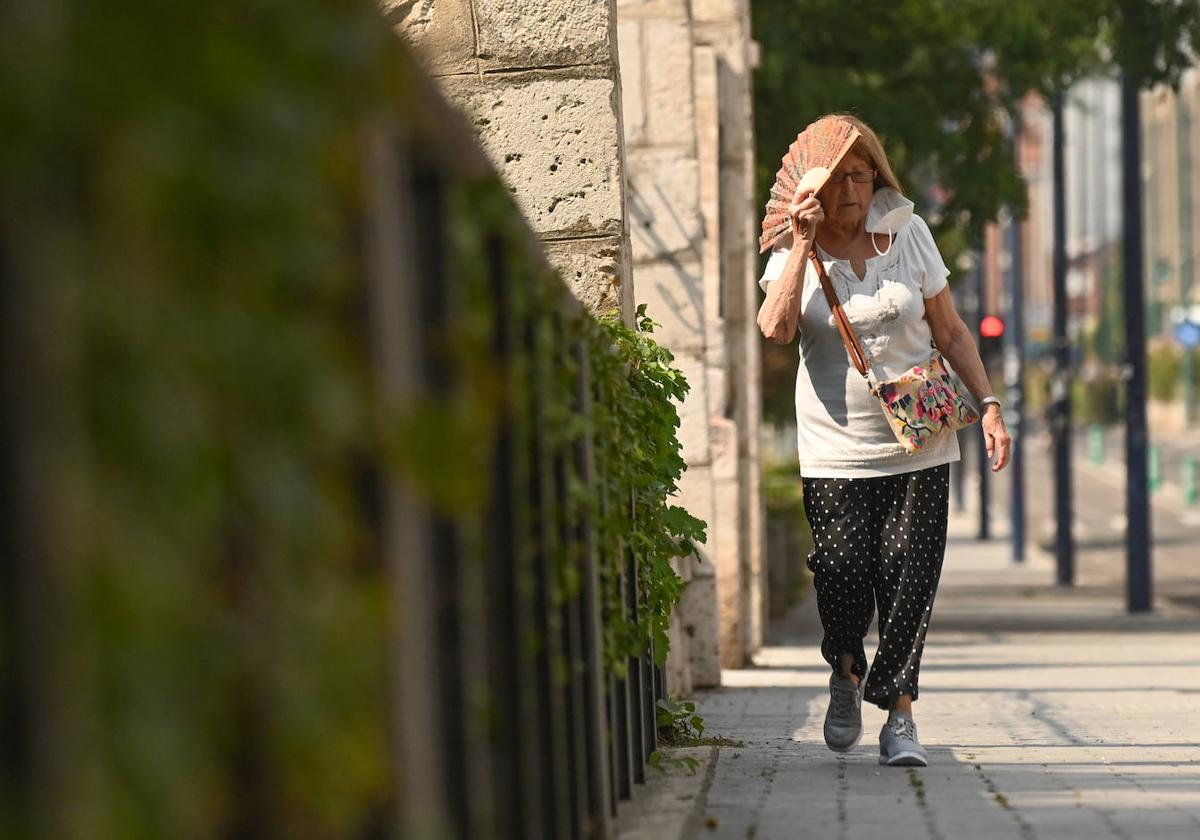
top-left (391, 0), bottom-right (766, 692)
top-left (694, 0), bottom-right (765, 661)
top-left (388, 0), bottom-right (634, 321)
top-left (619, 0), bottom-right (764, 682)
top-left (617, 0), bottom-right (721, 690)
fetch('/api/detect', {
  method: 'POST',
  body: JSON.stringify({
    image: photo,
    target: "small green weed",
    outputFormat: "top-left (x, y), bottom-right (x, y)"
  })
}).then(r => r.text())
top-left (656, 697), bottom-right (705, 745)
top-left (907, 768), bottom-right (927, 806)
top-left (647, 749), bottom-right (700, 775)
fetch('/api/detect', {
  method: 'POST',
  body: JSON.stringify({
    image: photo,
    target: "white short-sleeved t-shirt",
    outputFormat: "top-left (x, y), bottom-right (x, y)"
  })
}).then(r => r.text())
top-left (759, 191), bottom-right (962, 478)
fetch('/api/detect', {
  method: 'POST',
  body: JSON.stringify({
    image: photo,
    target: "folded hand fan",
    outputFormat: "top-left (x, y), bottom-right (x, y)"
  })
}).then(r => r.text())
top-left (758, 117), bottom-right (862, 254)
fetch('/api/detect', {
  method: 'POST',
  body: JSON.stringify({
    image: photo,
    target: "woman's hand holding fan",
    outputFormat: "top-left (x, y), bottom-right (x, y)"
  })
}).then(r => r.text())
top-left (789, 190), bottom-right (824, 252)
top-left (788, 167), bottom-right (828, 249)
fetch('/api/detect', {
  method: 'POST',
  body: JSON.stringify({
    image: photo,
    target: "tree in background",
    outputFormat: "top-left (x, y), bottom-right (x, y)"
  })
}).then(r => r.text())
top-left (753, 0), bottom-right (1200, 424)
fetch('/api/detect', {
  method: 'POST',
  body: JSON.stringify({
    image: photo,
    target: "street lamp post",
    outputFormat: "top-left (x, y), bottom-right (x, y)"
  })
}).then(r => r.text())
top-left (1177, 94), bottom-right (1196, 427)
top-left (1121, 71), bottom-right (1153, 613)
top-left (1051, 90), bottom-right (1075, 586)
top-left (1006, 204), bottom-right (1026, 563)
top-left (974, 252), bottom-right (991, 540)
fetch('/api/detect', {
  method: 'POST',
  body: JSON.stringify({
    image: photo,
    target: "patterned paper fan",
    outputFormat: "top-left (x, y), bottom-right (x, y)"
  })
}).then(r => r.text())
top-left (758, 117), bottom-right (862, 254)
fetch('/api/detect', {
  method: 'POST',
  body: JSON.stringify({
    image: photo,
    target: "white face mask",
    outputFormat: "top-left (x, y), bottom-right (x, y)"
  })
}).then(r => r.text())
top-left (865, 187), bottom-right (914, 257)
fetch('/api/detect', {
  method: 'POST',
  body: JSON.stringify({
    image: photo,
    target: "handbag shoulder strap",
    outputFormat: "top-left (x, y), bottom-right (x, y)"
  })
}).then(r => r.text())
top-left (809, 251), bottom-right (871, 380)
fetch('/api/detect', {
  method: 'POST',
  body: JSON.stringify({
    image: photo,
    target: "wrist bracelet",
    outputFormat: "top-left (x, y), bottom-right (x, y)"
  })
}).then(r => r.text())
top-left (980, 396), bottom-right (1002, 410)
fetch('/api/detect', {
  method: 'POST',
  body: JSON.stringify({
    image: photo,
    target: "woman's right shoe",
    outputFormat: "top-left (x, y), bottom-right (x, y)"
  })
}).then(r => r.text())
top-left (878, 712), bottom-right (928, 766)
top-left (823, 673), bottom-right (863, 752)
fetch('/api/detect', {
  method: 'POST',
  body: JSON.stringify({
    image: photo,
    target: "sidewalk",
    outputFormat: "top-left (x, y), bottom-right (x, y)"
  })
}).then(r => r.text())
top-left (616, 508), bottom-right (1200, 839)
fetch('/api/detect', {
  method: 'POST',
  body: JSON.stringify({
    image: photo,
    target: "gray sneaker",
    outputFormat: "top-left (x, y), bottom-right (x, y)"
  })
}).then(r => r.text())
top-left (823, 674), bottom-right (864, 752)
top-left (878, 713), bottom-right (928, 767)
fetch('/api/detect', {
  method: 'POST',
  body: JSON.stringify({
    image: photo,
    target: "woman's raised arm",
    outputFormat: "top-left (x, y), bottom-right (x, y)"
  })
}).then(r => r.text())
top-left (758, 189), bottom-right (823, 344)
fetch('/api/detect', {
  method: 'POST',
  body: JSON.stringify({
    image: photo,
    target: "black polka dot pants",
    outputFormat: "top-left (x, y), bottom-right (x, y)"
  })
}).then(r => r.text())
top-left (801, 463), bottom-right (950, 710)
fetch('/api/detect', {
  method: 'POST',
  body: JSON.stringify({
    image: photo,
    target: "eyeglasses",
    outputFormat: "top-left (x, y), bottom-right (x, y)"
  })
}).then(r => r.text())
top-left (828, 169), bottom-right (876, 185)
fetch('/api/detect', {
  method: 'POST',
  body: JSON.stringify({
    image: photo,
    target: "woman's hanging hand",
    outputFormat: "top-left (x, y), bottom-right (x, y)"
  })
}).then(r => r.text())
top-left (982, 405), bottom-right (1012, 472)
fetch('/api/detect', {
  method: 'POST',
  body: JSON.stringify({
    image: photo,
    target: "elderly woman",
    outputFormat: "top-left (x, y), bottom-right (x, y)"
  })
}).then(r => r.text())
top-left (757, 114), bottom-right (1011, 767)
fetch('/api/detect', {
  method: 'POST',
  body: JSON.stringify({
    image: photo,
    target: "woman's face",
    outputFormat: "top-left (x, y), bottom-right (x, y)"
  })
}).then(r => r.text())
top-left (817, 151), bottom-right (876, 229)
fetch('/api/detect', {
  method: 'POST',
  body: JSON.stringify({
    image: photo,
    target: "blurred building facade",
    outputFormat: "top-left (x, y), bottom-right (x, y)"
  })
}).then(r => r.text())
top-left (392, 0), bottom-right (765, 690)
top-left (1142, 70), bottom-right (1200, 430)
top-left (983, 74), bottom-right (1200, 431)
top-left (1144, 74), bottom-right (1200, 337)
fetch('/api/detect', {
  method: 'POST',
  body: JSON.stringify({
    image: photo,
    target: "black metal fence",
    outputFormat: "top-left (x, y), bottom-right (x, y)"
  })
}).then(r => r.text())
top-left (374, 76), bottom-right (665, 840)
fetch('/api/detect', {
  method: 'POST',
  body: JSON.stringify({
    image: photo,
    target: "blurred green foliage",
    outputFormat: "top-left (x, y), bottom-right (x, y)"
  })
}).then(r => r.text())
top-left (1149, 345), bottom-right (1183, 402)
top-left (591, 308), bottom-right (707, 674)
top-left (1072, 370), bottom-right (1125, 426)
top-left (762, 462), bottom-right (813, 616)
top-left (753, 0), bottom-right (1200, 266)
top-left (1146, 344), bottom-right (1200, 403)
top-left (752, 1), bottom-right (1200, 427)
top-left (1023, 364), bottom-right (1049, 417)
top-left (1, 1), bottom-right (704, 836)
top-left (1084, 257), bottom-right (1129, 367)
top-left (4, 2), bottom-right (403, 836)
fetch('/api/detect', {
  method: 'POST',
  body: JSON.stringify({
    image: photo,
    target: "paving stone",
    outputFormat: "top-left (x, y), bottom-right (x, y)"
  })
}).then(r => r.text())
top-left (616, 508), bottom-right (1200, 839)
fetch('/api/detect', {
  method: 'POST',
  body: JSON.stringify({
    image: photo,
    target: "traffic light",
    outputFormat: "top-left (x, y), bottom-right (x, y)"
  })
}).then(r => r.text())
top-left (979, 314), bottom-right (1005, 372)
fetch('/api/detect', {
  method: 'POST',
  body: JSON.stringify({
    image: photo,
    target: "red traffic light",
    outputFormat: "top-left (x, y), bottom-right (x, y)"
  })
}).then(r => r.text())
top-left (980, 315), bottom-right (1005, 338)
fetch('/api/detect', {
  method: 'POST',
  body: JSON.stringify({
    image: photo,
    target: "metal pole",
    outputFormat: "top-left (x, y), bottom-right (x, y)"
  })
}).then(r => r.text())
top-left (1051, 90), bottom-right (1075, 585)
top-left (1177, 94), bottom-right (1196, 426)
top-left (1183, 455), bottom-right (1200, 506)
top-left (952, 280), bottom-right (968, 514)
top-left (1121, 72), bottom-right (1153, 613)
top-left (951, 434), bottom-right (967, 511)
top-left (1006, 177), bottom-right (1026, 564)
top-left (974, 250), bottom-right (990, 540)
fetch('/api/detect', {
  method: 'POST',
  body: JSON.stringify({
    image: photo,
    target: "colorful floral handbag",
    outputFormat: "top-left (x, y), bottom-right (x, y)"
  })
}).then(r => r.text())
top-left (810, 253), bottom-right (980, 453)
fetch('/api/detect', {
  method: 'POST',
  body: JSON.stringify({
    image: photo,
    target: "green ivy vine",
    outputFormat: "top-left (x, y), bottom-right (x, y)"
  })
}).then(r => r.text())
top-left (442, 170), bottom-right (708, 681)
top-left (588, 308), bottom-right (707, 675)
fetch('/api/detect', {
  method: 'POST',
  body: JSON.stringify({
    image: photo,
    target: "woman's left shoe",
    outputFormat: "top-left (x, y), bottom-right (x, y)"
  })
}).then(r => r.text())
top-left (878, 712), bottom-right (928, 767)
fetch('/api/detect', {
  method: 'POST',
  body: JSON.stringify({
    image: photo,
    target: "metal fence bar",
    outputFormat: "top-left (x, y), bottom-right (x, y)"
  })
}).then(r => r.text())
top-left (408, 163), bottom-right (477, 839)
top-left (561, 522), bottom-right (587, 840)
top-left (624, 550), bottom-right (647, 785)
top-left (513, 303), bottom-right (550, 839)
top-left (0, 198), bottom-right (30, 835)
top-left (530, 315), bottom-right (571, 839)
top-left (367, 126), bottom-right (449, 840)
top-left (609, 669), bottom-right (633, 806)
top-left (641, 650), bottom-right (657, 763)
top-left (554, 316), bottom-right (586, 840)
top-left (572, 340), bottom-right (613, 838)
top-left (484, 232), bottom-right (523, 839)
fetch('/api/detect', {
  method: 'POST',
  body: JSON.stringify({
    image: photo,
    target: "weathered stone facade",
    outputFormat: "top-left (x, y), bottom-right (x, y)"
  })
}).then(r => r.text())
top-left (392, 0), bottom-right (764, 690)
top-left (388, 0), bottom-right (634, 321)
